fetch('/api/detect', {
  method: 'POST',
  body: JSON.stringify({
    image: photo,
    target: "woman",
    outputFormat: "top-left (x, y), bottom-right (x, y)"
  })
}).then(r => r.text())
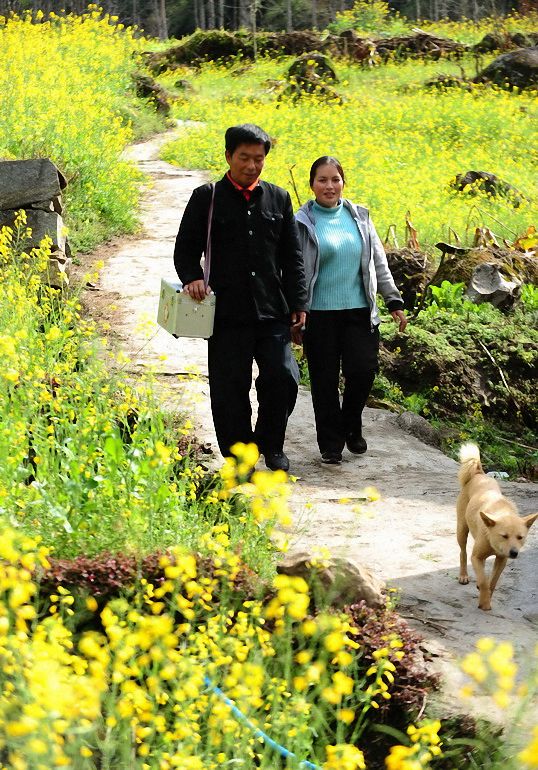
top-left (295, 156), bottom-right (407, 465)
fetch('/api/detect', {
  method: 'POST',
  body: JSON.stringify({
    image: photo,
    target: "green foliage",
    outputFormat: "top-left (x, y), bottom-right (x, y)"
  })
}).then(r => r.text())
top-left (435, 414), bottom-right (537, 480)
top-left (520, 282), bottom-right (538, 313)
top-left (371, 372), bottom-right (405, 405)
top-left (422, 281), bottom-right (491, 319)
top-left (429, 280), bottom-right (465, 309)
top-left (374, 288), bottom-right (537, 477)
top-left (402, 392), bottom-right (429, 415)
top-left (328, 0), bottom-right (408, 36)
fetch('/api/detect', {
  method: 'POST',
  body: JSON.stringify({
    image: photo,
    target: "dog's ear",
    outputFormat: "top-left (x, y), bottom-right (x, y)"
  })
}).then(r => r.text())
top-left (480, 511), bottom-right (496, 528)
top-left (523, 512), bottom-right (538, 529)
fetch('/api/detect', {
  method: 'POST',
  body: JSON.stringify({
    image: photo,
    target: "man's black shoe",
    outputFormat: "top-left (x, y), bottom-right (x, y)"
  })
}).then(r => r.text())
top-left (346, 433), bottom-right (367, 454)
top-left (264, 451), bottom-right (290, 472)
top-left (321, 451), bottom-right (342, 465)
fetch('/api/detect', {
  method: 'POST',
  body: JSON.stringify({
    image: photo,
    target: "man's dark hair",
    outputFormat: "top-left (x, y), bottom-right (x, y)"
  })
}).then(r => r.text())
top-left (225, 124), bottom-right (271, 156)
top-left (309, 156), bottom-right (346, 187)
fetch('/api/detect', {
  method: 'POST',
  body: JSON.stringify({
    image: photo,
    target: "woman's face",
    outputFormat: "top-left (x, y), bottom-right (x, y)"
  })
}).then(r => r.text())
top-left (311, 163), bottom-right (344, 208)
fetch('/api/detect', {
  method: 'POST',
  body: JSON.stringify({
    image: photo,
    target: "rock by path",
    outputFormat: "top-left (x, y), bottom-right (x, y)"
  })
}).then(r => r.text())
top-left (91, 127), bottom-right (538, 720)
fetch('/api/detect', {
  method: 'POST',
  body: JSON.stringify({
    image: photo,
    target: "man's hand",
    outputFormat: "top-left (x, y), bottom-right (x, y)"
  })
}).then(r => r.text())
top-left (184, 280), bottom-right (210, 302)
top-left (391, 309), bottom-right (408, 332)
top-left (291, 311), bottom-right (307, 345)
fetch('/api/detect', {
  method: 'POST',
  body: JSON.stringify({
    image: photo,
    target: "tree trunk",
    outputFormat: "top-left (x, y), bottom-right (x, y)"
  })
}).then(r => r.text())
top-left (132, 0), bottom-right (140, 27)
top-left (238, 0), bottom-right (250, 28)
top-left (286, 0), bottom-right (292, 31)
top-left (251, 0), bottom-right (257, 60)
top-left (152, 0), bottom-right (167, 37)
top-left (206, 0), bottom-right (215, 28)
top-left (311, 0), bottom-right (318, 28)
top-left (159, 0), bottom-right (168, 38)
top-left (194, 0), bottom-right (206, 29)
top-left (217, 0), bottom-right (224, 27)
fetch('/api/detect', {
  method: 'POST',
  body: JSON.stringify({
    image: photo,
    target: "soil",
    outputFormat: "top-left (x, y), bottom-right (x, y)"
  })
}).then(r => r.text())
top-left (84, 126), bottom-right (538, 723)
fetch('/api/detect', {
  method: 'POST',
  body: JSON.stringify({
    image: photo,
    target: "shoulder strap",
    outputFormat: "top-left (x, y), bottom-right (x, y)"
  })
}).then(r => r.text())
top-left (203, 183), bottom-right (216, 288)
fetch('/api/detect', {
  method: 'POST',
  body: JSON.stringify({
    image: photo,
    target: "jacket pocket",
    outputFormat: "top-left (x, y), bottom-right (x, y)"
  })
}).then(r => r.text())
top-left (261, 211), bottom-right (283, 241)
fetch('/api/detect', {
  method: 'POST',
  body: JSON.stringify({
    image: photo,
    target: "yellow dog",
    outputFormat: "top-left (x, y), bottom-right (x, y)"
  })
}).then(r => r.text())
top-left (457, 443), bottom-right (537, 611)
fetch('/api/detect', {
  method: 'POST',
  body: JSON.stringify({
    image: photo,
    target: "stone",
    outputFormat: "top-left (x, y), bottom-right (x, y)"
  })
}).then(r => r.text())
top-left (0, 209), bottom-right (66, 252)
top-left (28, 200), bottom-right (54, 212)
top-left (397, 411), bottom-right (441, 448)
top-left (277, 549), bottom-right (385, 609)
top-left (174, 78), bottom-right (193, 92)
top-left (46, 252), bottom-right (72, 288)
top-left (466, 262), bottom-right (520, 310)
top-left (0, 159), bottom-right (67, 210)
top-left (133, 73), bottom-right (172, 115)
top-left (283, 53), bottom-right (342, 102)
top-left (473, 31), bottom-right (509, 53)
top-left (430, 245), bottom-right (538, 287)
top-left (473, 31), bottom-right (538, 53)
top-left (29, 195), bottom-right (63, 214)
top-left (288, 52), bottom-right (338, 83)
top-left (473, 46), bottom-right (538, 90)
top-left (451, 170), bottom-right (527, 208)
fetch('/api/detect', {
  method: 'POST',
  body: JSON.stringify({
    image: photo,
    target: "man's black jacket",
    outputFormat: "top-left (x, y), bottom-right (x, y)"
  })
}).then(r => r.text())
top-left (174, 174), bottom-right (307, 326)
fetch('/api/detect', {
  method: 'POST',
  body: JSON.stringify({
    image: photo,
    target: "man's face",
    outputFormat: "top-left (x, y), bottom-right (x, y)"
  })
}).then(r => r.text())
top-left (225, 142), bottom-right (266, 187)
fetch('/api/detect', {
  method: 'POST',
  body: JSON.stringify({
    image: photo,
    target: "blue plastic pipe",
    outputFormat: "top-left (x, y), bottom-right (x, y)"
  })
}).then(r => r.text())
top-left (204, 676), bottom-right (322, 769)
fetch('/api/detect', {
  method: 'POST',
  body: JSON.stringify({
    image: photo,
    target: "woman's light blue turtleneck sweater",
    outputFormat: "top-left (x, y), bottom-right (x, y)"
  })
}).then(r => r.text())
top-left (310, 200), bottom-right (367, 311)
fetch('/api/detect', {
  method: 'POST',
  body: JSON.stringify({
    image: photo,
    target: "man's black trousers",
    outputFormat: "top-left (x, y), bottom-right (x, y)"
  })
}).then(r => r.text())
top-left (207, 321), bottom-right (299, 457)
top-left (303, 308), bottom-right (379, 454)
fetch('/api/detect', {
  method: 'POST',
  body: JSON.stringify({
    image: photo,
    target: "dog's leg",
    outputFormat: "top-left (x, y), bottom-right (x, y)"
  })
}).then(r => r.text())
top-left (471, 552), bottom-right (491, 610)
top-left (488, 555), bottom-right (507, 598)
top-left (457, 510), bottom-right (470, 585)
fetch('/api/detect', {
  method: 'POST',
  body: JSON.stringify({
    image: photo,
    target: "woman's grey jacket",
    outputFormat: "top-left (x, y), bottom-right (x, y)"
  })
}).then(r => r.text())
top-left (295, 199), bottom-right (404, 327)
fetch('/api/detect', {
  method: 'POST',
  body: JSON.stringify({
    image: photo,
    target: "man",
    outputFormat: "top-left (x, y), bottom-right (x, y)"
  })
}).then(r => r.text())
top-left (174, 124), bottom-right (307, 472)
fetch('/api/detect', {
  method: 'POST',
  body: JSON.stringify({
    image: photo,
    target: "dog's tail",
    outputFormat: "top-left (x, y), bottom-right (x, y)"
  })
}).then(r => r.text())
top-left (458, 442), bottom-right (483, 487)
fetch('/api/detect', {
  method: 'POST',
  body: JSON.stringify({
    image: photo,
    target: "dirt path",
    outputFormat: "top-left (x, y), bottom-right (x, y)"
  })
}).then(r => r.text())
top-left (91, 127), bottom-right (538, 719)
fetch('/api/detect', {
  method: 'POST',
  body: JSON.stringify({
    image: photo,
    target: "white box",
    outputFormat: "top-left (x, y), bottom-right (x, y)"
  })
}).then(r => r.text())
top-left (157, 279), bottom-right (215, 339)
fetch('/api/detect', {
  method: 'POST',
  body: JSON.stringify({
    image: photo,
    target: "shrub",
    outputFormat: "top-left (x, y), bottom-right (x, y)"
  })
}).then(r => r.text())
top-left (328, 0), bottom-right (407, 36)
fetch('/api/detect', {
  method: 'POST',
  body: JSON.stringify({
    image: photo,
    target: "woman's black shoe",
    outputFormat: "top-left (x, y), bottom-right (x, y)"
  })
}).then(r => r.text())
top-left (264, 451), bottom-right (290, 472)
top-left (321, 451), bottom-right (342, 465)
top-left (346, 433), bottom-right (367, 454)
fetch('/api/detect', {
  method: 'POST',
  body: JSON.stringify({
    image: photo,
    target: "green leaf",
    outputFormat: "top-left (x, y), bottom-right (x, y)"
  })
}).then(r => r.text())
top-left (103, 436), bottom-right (124, 464)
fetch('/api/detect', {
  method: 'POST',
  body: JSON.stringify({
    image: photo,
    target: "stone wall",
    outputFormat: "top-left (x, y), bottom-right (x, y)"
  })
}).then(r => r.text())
top-left (0, 159), bottom-right (71, 286)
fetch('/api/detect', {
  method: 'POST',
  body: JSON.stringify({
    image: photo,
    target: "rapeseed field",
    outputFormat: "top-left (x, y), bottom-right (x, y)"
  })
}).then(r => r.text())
top-left (162, 54), bottom-right (537, 249)
top-left (0, 7), bottom-right (156, 249)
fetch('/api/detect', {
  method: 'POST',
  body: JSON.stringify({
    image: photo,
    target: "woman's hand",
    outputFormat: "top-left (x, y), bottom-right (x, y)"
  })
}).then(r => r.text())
top-left (184, 280), bottom-right (210, 302)
top-left (291, 311), bottom-right (306, 345)
top-left (391, 309), bottom-right (408, 332)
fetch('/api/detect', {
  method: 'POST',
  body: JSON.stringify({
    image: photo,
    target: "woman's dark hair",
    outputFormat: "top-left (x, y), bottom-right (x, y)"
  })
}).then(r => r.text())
top-left (225, 124), bottom-right (271, 156)
top-left (309, 156), bottom-right (345, 186)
